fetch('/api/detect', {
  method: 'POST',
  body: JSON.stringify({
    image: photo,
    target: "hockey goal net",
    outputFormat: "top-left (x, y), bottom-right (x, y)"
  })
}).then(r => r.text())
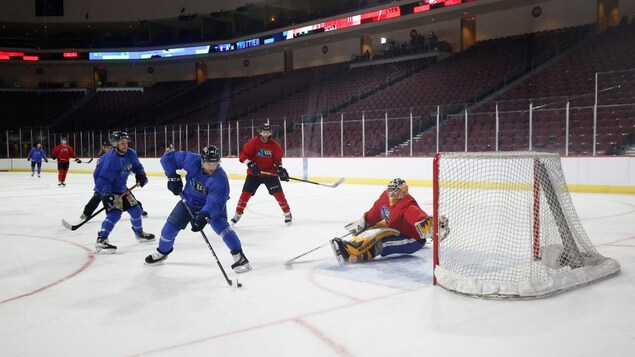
top-left (432, 152), bottom-right (620, 299)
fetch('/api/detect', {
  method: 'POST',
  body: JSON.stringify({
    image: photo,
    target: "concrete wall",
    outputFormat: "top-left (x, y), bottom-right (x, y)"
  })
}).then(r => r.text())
top-left (477, 0), bottom-right (597, 41)
top-left (2, 156), bottom-right (633, 194)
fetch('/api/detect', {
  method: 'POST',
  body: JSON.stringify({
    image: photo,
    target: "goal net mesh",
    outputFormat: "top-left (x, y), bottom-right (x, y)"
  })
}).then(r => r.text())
top-left (433, 152), bottom-right (620, 299)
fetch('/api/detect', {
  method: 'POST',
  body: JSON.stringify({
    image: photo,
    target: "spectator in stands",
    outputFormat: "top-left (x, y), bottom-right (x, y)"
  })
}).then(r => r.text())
top-left (364, 49), bottom-right (372, 61)
top-left (164, 143), bottom-right (175, 155)
top-left (428, 31), bottom-right (438, 50)
top-left (409, 29), bottom-right (426, 52)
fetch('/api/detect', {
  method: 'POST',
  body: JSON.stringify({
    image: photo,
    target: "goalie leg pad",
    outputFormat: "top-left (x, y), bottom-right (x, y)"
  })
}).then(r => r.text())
top-left (332, 228), bottom-right (400, 264)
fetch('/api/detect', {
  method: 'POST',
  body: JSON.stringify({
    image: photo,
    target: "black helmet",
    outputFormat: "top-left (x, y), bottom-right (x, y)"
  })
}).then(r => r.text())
top-left (110, 131), bottom-right (129, 145)
top-left (258, 123), bottom-right (271, 132)
top-left (102, 140), bottom-right (112, 147)
top-left (200, 145), bottom-right (220, 163)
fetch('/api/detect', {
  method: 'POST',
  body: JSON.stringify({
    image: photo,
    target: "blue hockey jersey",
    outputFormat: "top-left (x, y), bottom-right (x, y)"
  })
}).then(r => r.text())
top-left (161, 151), bottom-right (230, 218)
top-left (94, 148), bottom-right (145, 195)
top-left (27, 147), bottom-right (46, 163)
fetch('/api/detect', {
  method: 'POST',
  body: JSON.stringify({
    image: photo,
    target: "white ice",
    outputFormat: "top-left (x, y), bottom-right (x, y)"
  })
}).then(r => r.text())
top-left (1, 171), bottom-right (634, 357)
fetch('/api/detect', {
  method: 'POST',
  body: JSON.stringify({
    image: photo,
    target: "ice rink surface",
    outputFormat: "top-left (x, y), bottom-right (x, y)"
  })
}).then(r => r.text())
top-left (1, 171), bottom-right (634, 357)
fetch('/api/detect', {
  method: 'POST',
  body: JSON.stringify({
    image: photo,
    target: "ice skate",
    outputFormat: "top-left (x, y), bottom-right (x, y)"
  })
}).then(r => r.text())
top-left (95, 237), bottom-right (117, 254)
top-left (31, 172), bottom-right (34, 177)
top-left (230, 213), bottom-right (242, 226)
top-left (142, 210), bottom-right (148, 217)
top-left (133, 228), bottom-right (155, 243)
top-left (330, 238), bottom-right (349, 265)
top-left (145, 247), bottom-right (173, 265)
top-left (37, 174), bottom-right (41, 178)
top-left (284, 212), bottom-right (292, 226)
top-left (58, 182), bottom-right (63, 187)
top-left (231, 250), bottom-right (252, 273)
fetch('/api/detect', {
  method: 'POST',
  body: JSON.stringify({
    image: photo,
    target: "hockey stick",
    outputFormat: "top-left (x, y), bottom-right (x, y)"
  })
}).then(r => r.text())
top-left (82, 158), bottom-right (94, 164)
top-left (61, 184), bottom-right (138, 231)
top-left (284, 231), bottom-right (352, 267)
top-left (261, 171), bottom-right (345, 188)
top-left (180, 194), bottom-right (242, 288)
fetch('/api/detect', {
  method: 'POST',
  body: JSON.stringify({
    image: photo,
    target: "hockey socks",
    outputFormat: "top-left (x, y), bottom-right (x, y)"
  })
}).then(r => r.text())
top-left (235, 191), bottom-right (252, 216)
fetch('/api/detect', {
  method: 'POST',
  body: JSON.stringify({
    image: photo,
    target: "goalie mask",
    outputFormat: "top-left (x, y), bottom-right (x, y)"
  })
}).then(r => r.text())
top-left (386, 178), bottom-right (408, 206)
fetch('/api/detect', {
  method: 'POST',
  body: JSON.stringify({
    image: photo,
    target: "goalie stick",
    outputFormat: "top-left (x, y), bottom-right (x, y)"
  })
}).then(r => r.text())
top-left (284, 231), bottom-right (352, 267)
top-left (61, 184), bottom-right (138, 231)
top-left (261, 171), bottom-right (345, 188)
top-left (180, 194), bottom-right (242, 288)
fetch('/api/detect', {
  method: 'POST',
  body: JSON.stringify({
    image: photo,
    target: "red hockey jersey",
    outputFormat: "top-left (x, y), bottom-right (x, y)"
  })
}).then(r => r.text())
top-left (51, 144), bottom-right (76, 163)
top-left (364, 191), bottom-right (429, 241)
top-left (239, 136), bottom-right (284, 176)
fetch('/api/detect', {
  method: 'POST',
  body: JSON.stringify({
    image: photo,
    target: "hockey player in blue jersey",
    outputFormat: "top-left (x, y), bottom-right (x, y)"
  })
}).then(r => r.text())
top-left (93, 131), bottom-right (155, 254)
top-left (27, 142), bottom-right (48, 177)
top-left (145, 145), bottom-right (252, 274)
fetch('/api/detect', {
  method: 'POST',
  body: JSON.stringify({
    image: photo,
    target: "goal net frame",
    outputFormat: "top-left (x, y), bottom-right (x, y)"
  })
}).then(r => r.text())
top-left (432, 151), bottom-right (620, 299)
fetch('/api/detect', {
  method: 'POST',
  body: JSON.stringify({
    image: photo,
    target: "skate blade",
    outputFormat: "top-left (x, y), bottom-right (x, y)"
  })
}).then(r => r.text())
top-left (136, 237), bottom-right (156, 243)
top-left (330, 240), bottom-right (347, 266)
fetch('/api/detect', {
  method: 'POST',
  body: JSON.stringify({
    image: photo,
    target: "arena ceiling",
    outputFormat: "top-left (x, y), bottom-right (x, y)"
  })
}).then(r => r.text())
top-left (0, 0), bottom-right (551, 50)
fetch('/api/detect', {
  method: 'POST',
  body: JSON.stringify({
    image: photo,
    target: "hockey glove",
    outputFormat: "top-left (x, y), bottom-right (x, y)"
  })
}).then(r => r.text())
top-left (191, 211), bottom-right (208, 232)
top-left (277, 165), bottom-right (289, 182)
top-left (135, 173), bottom-right (148, 187)
top-left (51, 155), bottom-right (56, 160)
top-left (345, 216), bottom-right (368, 235)
top-left (167, 174), bottom-right (183, 195)
top-left (27, 157), bottom-right (31, 161)
top-left (44, 158), bottom-right (49, 163)
top-left (247, 161), bottom-right (261, 176)
top-left (102, 193), bottom-right (116, 211)
top-left (75, 158), bottom-right (82, 164)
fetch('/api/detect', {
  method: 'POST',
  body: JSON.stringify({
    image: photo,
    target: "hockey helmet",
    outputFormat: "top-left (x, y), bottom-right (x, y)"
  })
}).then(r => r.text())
top-left (386, 178), bottom-right (408, 206)
top-left (110, 131), bottom-right (129, 145)
top-left (102, 140), bottom-right (113, 147)
top-left (257, 123), bottom-right (272, 133)
top-left (200, 145), bottom-right (221, 163)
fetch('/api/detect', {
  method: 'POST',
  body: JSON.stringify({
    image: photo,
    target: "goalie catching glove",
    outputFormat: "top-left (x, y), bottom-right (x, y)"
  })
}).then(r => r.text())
top-left (415, 215), bottom-right (450, 242)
